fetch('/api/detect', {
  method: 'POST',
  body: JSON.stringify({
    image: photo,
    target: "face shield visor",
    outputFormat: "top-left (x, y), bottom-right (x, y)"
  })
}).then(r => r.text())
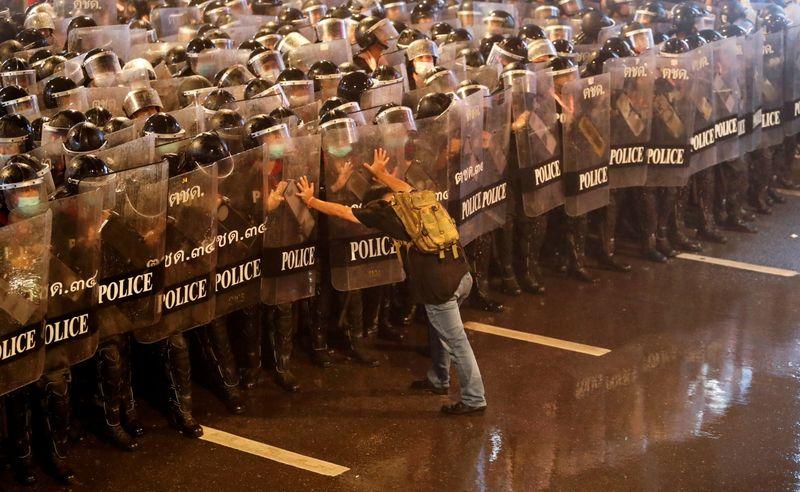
top-left (368, 18), bottom-right (400, 50)
top-left (534, 5), bottom-right (560, 20)
top-left (1, 177), bottom-right (47, 217)
top-left (70, 173), bottom-right (118, 208)
top-left (83, 51), bottom-right (122, 85)
top-left (255, 32), bottom-right (284, 50)
top-left (550, 64), bottom-right (579, 95)
top-left (337, 101), bottom-right (368, 126)
top-left (316, 18), bottom-right (348, 42)
top-left (384, 2), bottom-right (408, 22)
top-left (374, 105), bottom-right (416, 131)
top-left (277, 32), bottom-right (312, 54)
top-left (544, 24), bottom-right (572, 41)
top-left (625, 27), bottom-right (654, 54)
top-left (249, 50), bottom-right (285, 81)
top-left (321, 117), bottom-right (358, 157)
top-left (252, 123), bottom-right (292, 159)
top-left (0, 135), bottom-right (29, 164)
top-left (486, 43), bottom-right (527, 70)
top-left (316, 72), bottom-right (343, 99)
top-left (558, 0), bottom-right (583, 16)
top-left (304, 4), bottom-right (328, 26)
top-left (528, 38), bottom-right (557, 62)
top-left (1, 94), bottom-right (40, 120)
top-left (51, 87), bottom-right (88, 112)
top-left (423, 68), bottom-right (458, 93)
top-left (1, 69), bottom-right (36, 91)
top-left (279, 80), bottom-right (315, 107)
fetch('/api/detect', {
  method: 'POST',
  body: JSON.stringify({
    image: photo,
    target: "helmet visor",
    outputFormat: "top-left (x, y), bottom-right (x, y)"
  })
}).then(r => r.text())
top-left (317, 18), bottom-right (347, 42)
top-left (1, 70), bottom-right (36, 91)
top-left (625, 27), bottom-right (654, 54)
top-left (1, 177), bottom-right (47, 216)
top-left (279, 80), bottom-right (315, 107)
top-left (249, 50), bottom-right (286, 81)
top-left (84, 51), bottom-right (122, 81)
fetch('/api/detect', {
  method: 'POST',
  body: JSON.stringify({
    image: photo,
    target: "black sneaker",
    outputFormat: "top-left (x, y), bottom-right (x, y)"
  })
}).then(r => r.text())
top-left (441, 402), bottom-right (487, 415)
top-left (410, 379), bottom-right (448, 395)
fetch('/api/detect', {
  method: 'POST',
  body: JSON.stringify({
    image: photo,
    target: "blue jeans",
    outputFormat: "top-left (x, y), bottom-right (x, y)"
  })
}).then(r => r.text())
top-left (424, 273), bottom-right (486, 407)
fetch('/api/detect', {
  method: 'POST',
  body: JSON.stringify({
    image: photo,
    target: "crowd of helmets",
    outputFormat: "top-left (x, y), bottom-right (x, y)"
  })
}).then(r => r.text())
top-left (0, 0), bottom-right (796, 485)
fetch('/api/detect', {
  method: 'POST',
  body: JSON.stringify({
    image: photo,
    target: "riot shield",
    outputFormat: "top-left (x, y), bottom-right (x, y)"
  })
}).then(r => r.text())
top-left (560, 73), bottom-right (611, 216)
top-left (761, 30), bottom-right (785, 148)
top-left (511, 70), bottom-right (564, 217)
top-left (43, 190), bottom-right (103, 372)
top-left (93, 161), bottom-right (168, 339)
top-left (135, 165), bottom-right (218, 344)
top-left (95, 135), bottom-right (157, 172)
top-left (361, 80), bottom-right (405, 109)
top-left (605, 55), bottom-right (654, 188)
top-left (784, 25), bottom-right (800, 137)
top-left (85, 87), bottom-right (129, 117)
top-left (406, 109), bottom-right (456, 203)
top-left (285, 39), bottom-right (353, 72)
top-left (322, 125), bottom-right (406, 291)
top-left (67, 25), bottom-right (133, 63)
top-left (452, 91), bottom-right (509, 246)
top-left (711, 38), bottom-right (741, 164)
top-left (213, 148), bottom-right (265, 317)
top-left (645, 53), bottom-right (697, 187)
top-left (0, 212), bottom-right (51, 396)
top-left (261, 134), bottom-right (321, 305)
top-left (747, 30), bottom-right (764, 154)
top-left (688, 43), bottom-right (717, 174)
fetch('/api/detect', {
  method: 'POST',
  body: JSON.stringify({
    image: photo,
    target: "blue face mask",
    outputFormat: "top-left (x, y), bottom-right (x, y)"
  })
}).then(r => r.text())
top-left (329, 145), bottom-right (352, 158)
top-left (268, 144), bottom-right (286, 160)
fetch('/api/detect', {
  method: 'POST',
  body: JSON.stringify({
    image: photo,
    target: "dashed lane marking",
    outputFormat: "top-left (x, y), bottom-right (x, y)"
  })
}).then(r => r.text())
top-left (676, 253), bottom-right (798, 277)
top-left (200, 426), bottom-right (349, 477)
top-left (465, 322), bottom-right (611, 356)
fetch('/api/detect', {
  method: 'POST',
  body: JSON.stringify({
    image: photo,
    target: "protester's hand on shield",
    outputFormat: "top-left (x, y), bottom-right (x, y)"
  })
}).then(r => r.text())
top-left (267, 180), bottom-right (288, 212)
top-left (362, 148), bottom-right (390, 178)
top-left (332, 161), bottom-right (354, 191)
top-left (297, 176), bottom-right (315, 206)
top-left (481, 130), bottom-right (492, 149)
top-left (512, 110), bottom-right (530, 131)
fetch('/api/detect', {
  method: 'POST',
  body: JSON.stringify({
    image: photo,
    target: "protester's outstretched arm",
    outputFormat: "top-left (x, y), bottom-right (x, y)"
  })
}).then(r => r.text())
top-left (296, 176), bottom-right (361, 224)
top-left (363, 148), bottom-right (412, 193)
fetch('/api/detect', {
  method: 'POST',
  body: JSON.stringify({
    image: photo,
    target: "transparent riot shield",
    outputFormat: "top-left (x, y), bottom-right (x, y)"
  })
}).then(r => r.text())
top-left (711, 38), bottom-right (741, 164)
top-left (761, 30), bottom-right (785, 148)
top-left (53, 0), bottom-right (117, 27)
top-left (747, 30), bottom-right (764, 154)
top-left (85, 87), bottom-right (129, 117)
top-left (560, 73), bottom-right (611, 216)
top-left (151, 6), bottom-right (203, 39)
top-left (645, 53), bottom-right (697, 187)
top-left (285, 39), bottom-right (353, 72)
top-left (1, 69), bottom-right (37, 92)
top-left (43, 190), bottom-right (103, 372)
top-left (784, 25), bottom-right (800, 137)
top-left (511, 70), bottom-right (564, 217)
top-left (67, 25), bottom-right (133, 63)
top-left (605, 55), bottom-right (654, 188)
top-left (193, 49), bottom-right (245, 81)
top-left (361, 80), bottom-right (405, 109)
top-left (406, 109), bottom-right (456, 203)
top-left (261, 134), bottom-right (321, 305)
top-left (688, 43), bottom-right (717, 174)
top-left (135, 165), bottom-right (218, 344)
top-left (213, 148), bottom-right (265, 317)
top-left (322, 125), bottom-right (406, 291)
top-left (94, 135), bottom-right (157, 171)
top-left (0, 211), bottom-right (51, 396)
top-left (94, 161), bottom-right (168, 339)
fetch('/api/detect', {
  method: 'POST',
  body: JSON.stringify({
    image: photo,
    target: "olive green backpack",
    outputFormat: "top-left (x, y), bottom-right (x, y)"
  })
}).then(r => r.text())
top-left (390, 190), bottom-right (460, 259)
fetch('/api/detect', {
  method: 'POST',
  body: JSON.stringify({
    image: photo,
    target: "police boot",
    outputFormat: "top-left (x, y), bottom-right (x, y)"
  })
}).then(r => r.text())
top-left (118, 336), bottom-right (144, 438)
top-left (637, 188), bottom-right (666, 262)
top-left (7, 390), bottom-right (36, 485)
top-left (391, 280), bottom-right (418, 325)
top-left (40, 378), bottom-right (76, 484)
top-left (566, 216), bottom-right (595, 283)
top-left (517, 218), bottom-right (546, 294)
top-left (199, 320), bottom-right (245, 415)
top-left (596, 195), bottom-right (631, 272)
top-left (467, 234), bottom-right (504, 311)
top-left (362, 286), bottom-right (381, 337)
top-left (669, 187), bottom-right (702, 252)
top-left (697, 170), bottom-right (727, 244)
top-left (240, 305), bottom-right (263, 390)
top-left (494, 222), bottom-right (522, 295)
top-left (749, 151), bottom-right (773, 215)
top-left (162, 334), bottom-right (203, 438)
top-left (724, 163), bottom-right (758, 234)
top-left (377, 286), bottom-right (405, 342)
top-left (341, 291), bottom-right (380, 367)
top-left (304, 298), bottom-right (333, 368)
top-left (271, 303), bottom-right (300, 393)
top-left (96, 340), bottom-right (139, 451)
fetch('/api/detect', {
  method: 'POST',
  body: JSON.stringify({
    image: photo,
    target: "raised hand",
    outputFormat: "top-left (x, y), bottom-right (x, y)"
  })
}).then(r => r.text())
top-left (297, 176), bottom-right (315, 206)
top-left (266, 180), bottom-right (288, 212)
top-left (362, 148), bottom-right (390, 177)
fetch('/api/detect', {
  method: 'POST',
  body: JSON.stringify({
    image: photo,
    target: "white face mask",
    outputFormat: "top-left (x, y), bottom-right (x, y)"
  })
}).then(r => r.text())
top-left (414, 61), bottom-right (434, 76)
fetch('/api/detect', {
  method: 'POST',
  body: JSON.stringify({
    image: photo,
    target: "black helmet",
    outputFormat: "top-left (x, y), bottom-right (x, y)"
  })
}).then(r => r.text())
top-left (186, 36), bottom-right (215, 56)
top-left (603, 37), bottom-right (634, 57)
top-left (0, 39), bottom-right (23, 62)
top-left (270, 106), bottom-right (301, 126)
top-left (479, 33), bottom-right (505, 60)
top-left (634, 1), bottom-right (667, 25)
top-left (0, 84), bottom-right (28, 109)
top-left (0, 113), bottom-right (33, 151)
top-left (444, 27), bottom-right (472, 45)
top-left (519, 24), bottom-right (546, 42)
top-left (337, 70), bottom-right (375, 102)
top-left (142, 112), bottom-right (184, 138)
top-left (661, 36), bottom-right (690, 55)
top-left (63, 121), bottom-right (106, 153)
top-left (318, 108), bottom-right (351, 127)
top-left (698, 29), bottom-right (722, 43)
top-left (239, 38), bottom-right (263, 51)
top-left (16, 28), bottom-right (48, 48)
top-left (103, 116), bottom-right (133, 134)
top-left (64, 155), bottom-right (111, 190)
top-left (201, 88), bottom-right (235, 110)
top-left (278, 6), bottom-right (308, 25)
top-left (276, 66), bottom-right (306, 82)
top-left (66, 15), bottom-right (96, 34)
top-left (582, 48), bottom-right (618, 77)
top-left (415, 92), bottom-right (452, 119)
top-left (214, 64), bottom-right (253, 87)
top-left (758, 3), bottom-right (785, 21)
top-left (356, 16), bottom-right (384, 49)
top-left (430, 21), bottom-right (454, 43)
top-left (242, 114), bottom-right (281, 149)
top-left (546, 55), bottom-right (576, 73)
top-left (177, 75), bottom-right (213, 107)
top-left (0, 18), bottom-right (18, 44)
top-left (49, 109), bottom-right (85, 130)
top-left (575, 8), bottom-right (614, 45)
top-left (456, 78), bottom-right (488, 99)
top-left (671, 3), bottom-right (700, 34)
top-left (718, 0), bottom-right (747, 25)
top-left (494, 36), bottom-right (528, 62)
top-left (244, 78), bottom-right (273, 99)
top-left (410, 3), bottom-right (437, 24)
top-left (209, 108), bottom-right (244, 131)
top-left (31, 116), bottom-right (47, 143)
top-left (308, 60), bottom-right (340, 91)
top-left (718, 23), bottom-right (747, 38)
top-left (162, 153), bottom-right (186, 178)
top-left (552, 38), bottom-right (574, 55)
top-left (683, 32), bottom-right (706, 50)
top-left (36, 55), bottom-right (66, 81)
top-left (252, 0), bottom-right (283, 16)
top-left (397, 28), bottom-right (426, 49)
top-left (28, 48), bottom-right (52, 66)
top-left (763, 14), bottom-right (790, 33)
top-left (1, 56), bottom-right (28, 73)
top-left (459, 47), bottom-right (485, 67)
top-left (85, 106), bottom-right (113, 127)
top-left (320, 97), bottom-right (347, 116)
top-left (373, 64), bottom-right (401, 82)
top-left (42, 75), bottom-right (78, 109)
top-left (484, 10), bottom-right (516, 30)
top-left (184, 132), bottom-right (230, 169)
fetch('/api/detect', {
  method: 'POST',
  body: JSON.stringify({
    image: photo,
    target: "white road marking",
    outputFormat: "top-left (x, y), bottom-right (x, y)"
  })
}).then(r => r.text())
top-left (676, 253), bottom-right (798, 277)
top-left (465, 322), bottom-right (611, 356)
top-left (776, 188), bottom-right (800, 197)
top-left (200, 426), bottom-right (349, 477)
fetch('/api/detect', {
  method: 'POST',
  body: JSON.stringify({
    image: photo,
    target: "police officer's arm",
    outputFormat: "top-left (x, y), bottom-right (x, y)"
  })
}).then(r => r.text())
top-left (363, 148), bottom-right (412, 193)
top-left (297, 176), bottom-right (362, 224)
